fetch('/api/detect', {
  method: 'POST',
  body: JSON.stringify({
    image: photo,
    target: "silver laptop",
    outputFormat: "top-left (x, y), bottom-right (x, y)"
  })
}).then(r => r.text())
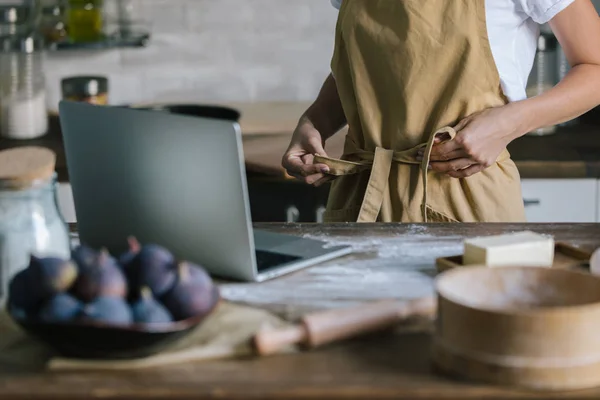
top-left (58, 101), bottom-right (352, 282)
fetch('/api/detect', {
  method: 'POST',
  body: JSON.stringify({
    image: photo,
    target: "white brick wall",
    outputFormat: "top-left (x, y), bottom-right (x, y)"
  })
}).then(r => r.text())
top-left (45, 0), bottom-right (338, 110)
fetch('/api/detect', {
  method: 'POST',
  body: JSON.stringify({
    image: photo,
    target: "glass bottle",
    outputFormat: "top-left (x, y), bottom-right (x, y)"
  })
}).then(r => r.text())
top-left (39, 0), bottom-right (67, 45)
top-left (526, 33), bottom-right (558, 136)
top-left (0, 147), bottom-right (71, 303)
top-left (0, 35), bottom-right (48, 140)
top-left (0, 0), bottom-right (40, 39)
top-left (67, 0), bottom-right (104, 42)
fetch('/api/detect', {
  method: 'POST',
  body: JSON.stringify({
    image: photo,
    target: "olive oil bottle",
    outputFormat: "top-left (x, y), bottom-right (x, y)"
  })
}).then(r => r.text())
top-left (67, 0), bottom-right (103, 42)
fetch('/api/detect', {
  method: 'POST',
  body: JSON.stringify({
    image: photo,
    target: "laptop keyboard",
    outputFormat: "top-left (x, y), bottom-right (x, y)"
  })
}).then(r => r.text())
top-left (255, 250), bottom-right (302, 272)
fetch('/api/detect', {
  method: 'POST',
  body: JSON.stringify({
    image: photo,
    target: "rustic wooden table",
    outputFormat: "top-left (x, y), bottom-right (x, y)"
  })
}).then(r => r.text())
top-left (2, 223), bottom-right (600, 400)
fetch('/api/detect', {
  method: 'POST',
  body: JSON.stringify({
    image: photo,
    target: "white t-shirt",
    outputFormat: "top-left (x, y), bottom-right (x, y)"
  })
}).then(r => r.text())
top-left (330, 0), bottom-right (575, 101)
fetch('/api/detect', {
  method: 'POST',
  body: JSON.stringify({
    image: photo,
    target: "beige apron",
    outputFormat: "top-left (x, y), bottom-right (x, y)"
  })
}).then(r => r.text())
top-left (317, 0), bottom-right (526, 223)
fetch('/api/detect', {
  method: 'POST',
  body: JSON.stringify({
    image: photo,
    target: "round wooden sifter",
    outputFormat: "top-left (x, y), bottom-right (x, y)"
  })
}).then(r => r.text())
top-left (433, 266), bottom-right (600, 391)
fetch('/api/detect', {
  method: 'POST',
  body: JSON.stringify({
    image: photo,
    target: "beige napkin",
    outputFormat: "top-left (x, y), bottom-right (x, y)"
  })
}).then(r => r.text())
top-left (0, 301), bottom-right (296, 372)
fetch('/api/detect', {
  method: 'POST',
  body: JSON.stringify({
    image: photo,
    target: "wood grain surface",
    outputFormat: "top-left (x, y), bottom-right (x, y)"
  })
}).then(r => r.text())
top-left (2, 223), bottom-right (600, 400)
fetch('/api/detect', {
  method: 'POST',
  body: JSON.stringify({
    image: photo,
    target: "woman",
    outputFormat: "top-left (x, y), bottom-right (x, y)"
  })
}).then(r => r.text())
top-left (281, 0), bottom-right (600, 223)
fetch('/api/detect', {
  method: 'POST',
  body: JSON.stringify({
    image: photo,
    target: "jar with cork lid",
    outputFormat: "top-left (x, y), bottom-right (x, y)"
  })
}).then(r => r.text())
top-left (0, 147), bottom-right (70, 303)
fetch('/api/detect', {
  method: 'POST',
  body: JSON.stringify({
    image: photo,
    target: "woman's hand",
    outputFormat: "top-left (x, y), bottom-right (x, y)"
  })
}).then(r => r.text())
top-left (282, 118), bottom-right (332, 186)
top-left (417, 104), bottom-right (524, 178)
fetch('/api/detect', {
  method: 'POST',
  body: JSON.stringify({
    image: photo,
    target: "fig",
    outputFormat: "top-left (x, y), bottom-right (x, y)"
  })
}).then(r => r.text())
top-left (39, 293), bottom-right (83, 323)
top-left (131, 287), bottom-right (173, 324)
top-left (82, 296), bottom-right (133, 325)
top-left (71, 244), bottom-right (99, 270)
top-left (124, 243), bottom-right (177, 298)
top-left (28, 255), bottom-right (78, 298)
top-left (7, 268), bottom-right (43, 317)
top-left (71, 249), bottom-right (128, 302)
top-left (161, 262), bottom-right (215, 321)
top-left (118, 236), bottom-right (141, 267)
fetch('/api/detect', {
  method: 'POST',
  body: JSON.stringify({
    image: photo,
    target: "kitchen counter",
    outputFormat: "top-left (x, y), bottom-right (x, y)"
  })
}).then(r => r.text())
top-left (1, 223), bottom-right (600, 400)
top-left (3, 103), bottom-right (600, 181)
top-left (244, 121), bottom-right (600, 180)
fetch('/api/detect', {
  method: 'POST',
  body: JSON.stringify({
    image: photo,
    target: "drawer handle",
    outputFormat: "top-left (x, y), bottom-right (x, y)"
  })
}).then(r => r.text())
top-left (286, 206), bottom-right (300, 223)
top-left (523, 199), bottom-right (541, 207)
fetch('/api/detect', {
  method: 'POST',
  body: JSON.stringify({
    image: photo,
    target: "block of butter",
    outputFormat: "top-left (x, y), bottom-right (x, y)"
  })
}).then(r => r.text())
top-left (463, 231), bottom-right (555, 268)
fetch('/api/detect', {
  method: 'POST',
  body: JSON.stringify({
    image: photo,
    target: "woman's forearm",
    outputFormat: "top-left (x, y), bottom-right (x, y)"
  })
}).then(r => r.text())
top-left (510, 0), bottom-right (600, 139)
top-left (513, 63), bottom-right (600, 136)
top-left (299, 73), bottom-right (347, 141)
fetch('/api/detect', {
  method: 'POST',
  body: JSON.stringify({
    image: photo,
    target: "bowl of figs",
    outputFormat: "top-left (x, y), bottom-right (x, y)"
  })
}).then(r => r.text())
top-left (6, 238), bottom-right (220, 360)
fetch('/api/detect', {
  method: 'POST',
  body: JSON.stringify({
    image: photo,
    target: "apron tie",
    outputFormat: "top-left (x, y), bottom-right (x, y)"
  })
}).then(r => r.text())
top-left (314, 127), bottom-right (457, 223)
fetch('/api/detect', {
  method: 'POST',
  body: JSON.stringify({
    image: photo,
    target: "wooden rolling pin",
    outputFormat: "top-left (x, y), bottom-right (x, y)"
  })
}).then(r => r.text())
top-left (253, 297), bottom-right (437, 356)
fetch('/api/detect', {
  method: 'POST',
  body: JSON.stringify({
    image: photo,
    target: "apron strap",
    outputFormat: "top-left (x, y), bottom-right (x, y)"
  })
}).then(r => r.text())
top-left (313, 127), bottom-right (458, 223)
top-left (420, 127), bottom-right (457, 223)
top-left (357, 147), bottom-right (394, 223)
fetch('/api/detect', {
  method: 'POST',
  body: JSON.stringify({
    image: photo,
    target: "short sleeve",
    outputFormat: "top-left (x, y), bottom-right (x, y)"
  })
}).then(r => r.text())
top-left (516, 0), bottom-right (576, 24)
top-left (331, 0), bottom-right (342, 10)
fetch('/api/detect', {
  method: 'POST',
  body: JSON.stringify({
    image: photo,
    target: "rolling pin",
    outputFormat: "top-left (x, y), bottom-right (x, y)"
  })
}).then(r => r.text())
top-left (253, 297), bottom-right (437, 356)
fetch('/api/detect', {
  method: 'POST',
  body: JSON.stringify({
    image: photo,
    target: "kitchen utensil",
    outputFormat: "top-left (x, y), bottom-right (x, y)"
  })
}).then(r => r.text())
top-left (9, 286), bottom-right (220, 360)
top-left (253, 297), bottom-right (437, 356)
top-left (433, 266), bottom-right (600, 391)
top-left (61, 75), bottom-right (108, 105)
top-left (436, 242), bottom-right (592, 273)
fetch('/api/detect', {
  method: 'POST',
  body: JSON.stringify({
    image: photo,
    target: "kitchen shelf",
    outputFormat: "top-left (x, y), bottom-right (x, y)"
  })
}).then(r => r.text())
top-left (47, 32), bottom-right (150, 51)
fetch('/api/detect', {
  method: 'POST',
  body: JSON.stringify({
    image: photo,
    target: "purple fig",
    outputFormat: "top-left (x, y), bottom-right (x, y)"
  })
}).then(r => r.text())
top-left (8, 268), bottom-right (43, 317)
top-left (131, 287), bottom-right (173, 324)
top-left (71, 244), bottom-right (99, 270)
top-left (81, 296), bottom-right (133, 325)
top-left (161, 262), bottom-right (215, 321)
top-left (71, 249), bottom-right (128, 302)
top-left (39, 293), bottom-right (83, 323)
top-left (124, 243), bottom-right (177, 298)
top-left (118, 236), bottom-right (141, 267)
top-left (28, 255), bottom-right (78, 298)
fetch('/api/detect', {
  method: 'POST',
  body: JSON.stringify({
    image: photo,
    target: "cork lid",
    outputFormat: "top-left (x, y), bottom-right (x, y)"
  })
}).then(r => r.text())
top-left (0, 147), bottom-right (56, 189)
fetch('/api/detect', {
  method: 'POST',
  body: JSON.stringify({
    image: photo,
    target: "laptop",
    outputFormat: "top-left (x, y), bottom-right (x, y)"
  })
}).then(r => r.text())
top-left (58, 101), bottom-right (352, 282)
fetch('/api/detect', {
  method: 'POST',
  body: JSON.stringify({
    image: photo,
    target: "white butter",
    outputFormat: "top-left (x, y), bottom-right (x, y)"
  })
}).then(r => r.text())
top-left (463, 231), bottom-right (555, 268)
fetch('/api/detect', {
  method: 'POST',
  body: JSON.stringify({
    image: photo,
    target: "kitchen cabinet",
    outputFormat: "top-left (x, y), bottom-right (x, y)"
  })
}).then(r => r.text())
top-left (521, 179), bottom-right (598, 223)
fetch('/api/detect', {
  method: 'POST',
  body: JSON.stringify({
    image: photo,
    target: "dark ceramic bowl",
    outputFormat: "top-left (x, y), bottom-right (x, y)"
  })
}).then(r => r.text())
top-left (9, 287), bottom-right (220, 360)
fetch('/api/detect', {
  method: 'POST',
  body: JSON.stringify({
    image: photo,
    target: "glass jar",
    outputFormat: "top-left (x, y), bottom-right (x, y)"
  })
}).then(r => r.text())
top-left (39, 1), bottom-right (67, 45)
top-left (67, 0), bottom-right (103, 43)
top-left (0, 147), bottom-right (70, 303)
top-left (526, 33), bottom-right (559, 136)
top-left (61, 75), bottom-right (108, 105)
top-left (0, 1), bottom-right (40, 39)
top-left (0, 35), bottom-right (48, 140)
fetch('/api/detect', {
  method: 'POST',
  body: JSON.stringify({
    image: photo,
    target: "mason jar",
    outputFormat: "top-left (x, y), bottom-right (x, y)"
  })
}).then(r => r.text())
top-left (0, 147), bottom-right (71, 303)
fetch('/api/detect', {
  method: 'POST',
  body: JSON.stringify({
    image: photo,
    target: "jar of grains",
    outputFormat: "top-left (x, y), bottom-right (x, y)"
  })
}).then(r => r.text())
top-left (0, 147), bottom-right (70, 303)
